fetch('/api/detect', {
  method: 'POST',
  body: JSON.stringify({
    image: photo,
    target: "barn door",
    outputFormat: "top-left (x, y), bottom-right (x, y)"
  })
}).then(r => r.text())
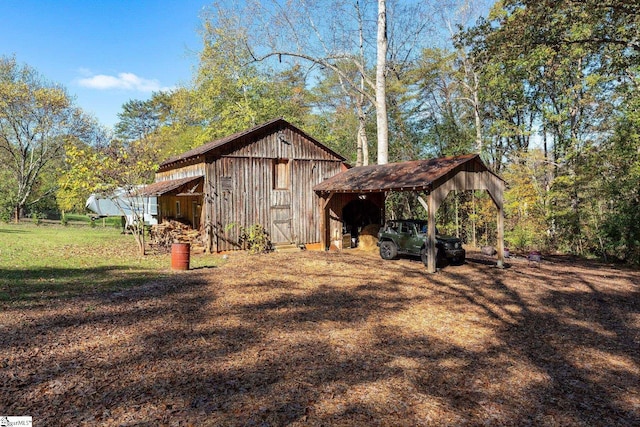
top-left (192, 199), bottom-right (201, 229)
top-left (270, 190), bottom-right (293, 243)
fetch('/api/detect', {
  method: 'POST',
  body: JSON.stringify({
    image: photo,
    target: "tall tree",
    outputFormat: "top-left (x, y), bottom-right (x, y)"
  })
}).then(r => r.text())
top-left (192, 15), bottom-right (312, 144)
top-left (201, 0), bottom-right (437, 164)
top-left (307, 63), bottom-right (372, 164)
top-left (355, 0), bottom-right (370, 165)
top-left (458, 0), bottom-right (639, 259)
top-left (375, 0), bottom-right (389, 164)
top-left (63, 138), bottom-right (160, 256)
top-left (412, 47), bottom-right (476, 157)
top-left (115, 98), bottom-right (162, 142)
top-left (0, 56), bottom-right (93, 222)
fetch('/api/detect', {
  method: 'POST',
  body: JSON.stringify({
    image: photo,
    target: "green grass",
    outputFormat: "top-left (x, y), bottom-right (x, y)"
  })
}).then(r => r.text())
top-left (0, 222), bottom-right (222, 304)
top-left (62, 213), bottom-right (123, 227)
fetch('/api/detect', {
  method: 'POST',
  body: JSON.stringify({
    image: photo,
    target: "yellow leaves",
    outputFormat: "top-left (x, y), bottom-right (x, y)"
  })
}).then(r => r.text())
top-left (62, 136), bottom-right (161, 201)
top-left (33, 87), bottom-right (69, 110)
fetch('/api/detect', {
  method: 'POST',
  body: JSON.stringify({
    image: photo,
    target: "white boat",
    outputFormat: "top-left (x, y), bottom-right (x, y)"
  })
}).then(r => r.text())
top-left (85, 187), bottom-right (158, 226)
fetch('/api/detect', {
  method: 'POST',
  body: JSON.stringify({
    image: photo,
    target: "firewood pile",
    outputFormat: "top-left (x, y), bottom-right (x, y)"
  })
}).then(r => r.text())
top-left (150, 220), bottom-right (202, 249)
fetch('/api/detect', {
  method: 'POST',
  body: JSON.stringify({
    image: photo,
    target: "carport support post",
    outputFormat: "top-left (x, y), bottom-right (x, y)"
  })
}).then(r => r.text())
top-left (488, 187), bottom-right (505, 269)
top-left (426, 192), bottom-right (438, 273)
top-left (319, 192), bottom-right (334, 251)
top-left (497, 207), bottom-right (505, 268)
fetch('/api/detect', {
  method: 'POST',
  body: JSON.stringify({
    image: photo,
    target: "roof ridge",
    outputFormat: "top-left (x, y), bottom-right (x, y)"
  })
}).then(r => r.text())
top-left (158, 118), bottom-right (346, 170)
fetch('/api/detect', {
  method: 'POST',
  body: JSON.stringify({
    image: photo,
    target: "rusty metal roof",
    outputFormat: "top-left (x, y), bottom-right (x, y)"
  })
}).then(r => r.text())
top-left (313, 154), bottom-right (486, 193)
top-left (139, 176), bottom-right (203, 196)
top-left (158, 118), bottom-right (347, 171)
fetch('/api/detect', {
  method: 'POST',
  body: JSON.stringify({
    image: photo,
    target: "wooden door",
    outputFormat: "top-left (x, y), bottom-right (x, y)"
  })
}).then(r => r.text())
top-left (192, 199), bottom-right (201, 229)
top-left (270, 190), bottom-right (293, 243)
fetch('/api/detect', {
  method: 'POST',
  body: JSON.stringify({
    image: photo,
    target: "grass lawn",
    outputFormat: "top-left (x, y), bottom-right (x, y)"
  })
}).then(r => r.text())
top-left (1, 242), bottom-right (638, 426)
top-left (0, 223), bottom-right (221, 304)
top-left (63, 213), bottom-right (122, 226)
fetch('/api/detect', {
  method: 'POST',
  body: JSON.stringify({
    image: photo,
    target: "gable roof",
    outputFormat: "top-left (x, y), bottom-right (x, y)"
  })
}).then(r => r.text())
top-left (314, 154), bottom-right (500, 193)
top-left (158, 118), bottom-right (347, 171)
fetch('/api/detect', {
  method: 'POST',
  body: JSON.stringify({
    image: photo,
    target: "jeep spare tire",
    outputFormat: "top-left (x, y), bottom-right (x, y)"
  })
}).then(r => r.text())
top-left (379, 241), bottom-right (398, 260)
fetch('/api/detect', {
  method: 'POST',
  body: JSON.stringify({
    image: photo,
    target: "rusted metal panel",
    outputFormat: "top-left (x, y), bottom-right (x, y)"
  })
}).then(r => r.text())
top-left (314, 154), bottom-right (496, 193)
top-left (141, 176), bottom-right (203, 197)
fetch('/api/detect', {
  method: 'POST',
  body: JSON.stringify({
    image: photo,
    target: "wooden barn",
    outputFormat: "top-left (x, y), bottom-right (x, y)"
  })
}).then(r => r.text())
top-left (143, 118), bottom-right (348, 252)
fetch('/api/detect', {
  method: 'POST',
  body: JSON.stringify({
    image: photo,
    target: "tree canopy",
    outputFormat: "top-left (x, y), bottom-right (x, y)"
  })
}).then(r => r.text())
top-left (0, 56), bottom-right (96, 222)
top-left (2, 1), bottom-right (638, 264)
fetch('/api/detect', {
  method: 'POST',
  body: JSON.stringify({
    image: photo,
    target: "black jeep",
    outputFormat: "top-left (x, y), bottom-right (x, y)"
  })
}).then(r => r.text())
top-left (377, 219), bottom-right (465, 267)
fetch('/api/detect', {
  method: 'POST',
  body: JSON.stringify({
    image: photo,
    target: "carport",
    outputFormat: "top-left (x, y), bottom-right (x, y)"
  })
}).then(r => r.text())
top-left (314, 154), bottom-right (506, 273)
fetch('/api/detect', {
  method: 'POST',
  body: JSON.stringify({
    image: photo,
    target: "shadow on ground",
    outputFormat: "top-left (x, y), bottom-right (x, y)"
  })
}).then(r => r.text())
top-left (1, 250), bottom-right (638, 426)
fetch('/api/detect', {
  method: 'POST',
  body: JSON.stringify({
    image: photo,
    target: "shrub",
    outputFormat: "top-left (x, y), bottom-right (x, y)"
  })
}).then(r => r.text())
top-left (31, 212), bottom-right (42, 226)
top-left (239, 224), bottom-right (272, 254)
top-left (506, 224), bottom-right (536, 252)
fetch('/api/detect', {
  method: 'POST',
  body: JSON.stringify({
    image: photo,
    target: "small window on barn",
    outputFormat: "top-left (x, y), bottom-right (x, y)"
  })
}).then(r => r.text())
top-left (273, 159), bottom-right (290, 190)
top-left (220, 176), bottom-right (232, 192)
top-left (176, 200), bottom-right (181, 217)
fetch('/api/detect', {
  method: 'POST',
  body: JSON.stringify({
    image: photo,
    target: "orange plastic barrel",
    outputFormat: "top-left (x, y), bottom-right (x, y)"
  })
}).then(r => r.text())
top-left (171, 243), bottom-right (191, 270)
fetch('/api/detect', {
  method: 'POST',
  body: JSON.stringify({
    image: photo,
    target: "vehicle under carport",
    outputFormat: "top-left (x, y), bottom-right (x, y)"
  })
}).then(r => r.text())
top-left (313, 154), bottom-right (506, 273)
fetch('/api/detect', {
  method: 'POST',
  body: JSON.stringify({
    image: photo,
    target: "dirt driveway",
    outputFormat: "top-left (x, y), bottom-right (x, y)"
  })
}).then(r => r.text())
top-left (2, 249), bottom-right (638, 426)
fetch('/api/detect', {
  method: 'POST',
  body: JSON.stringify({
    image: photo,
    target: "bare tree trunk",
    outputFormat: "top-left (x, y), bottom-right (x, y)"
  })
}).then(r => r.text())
top-left (361, 116), bottom-right (369, 165)
top-left (472, 70), bottom-right (483, 152)
top-left (357, 111), bottom-right (368, 166)
top-left (376, 0), bottom-right (389, 165)
top-left (356, 0), bottom-right (369, 167)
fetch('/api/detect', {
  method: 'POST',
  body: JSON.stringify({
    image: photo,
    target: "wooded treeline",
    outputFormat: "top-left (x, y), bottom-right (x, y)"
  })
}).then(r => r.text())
top-left (1, 0), bottom-right (637, 263)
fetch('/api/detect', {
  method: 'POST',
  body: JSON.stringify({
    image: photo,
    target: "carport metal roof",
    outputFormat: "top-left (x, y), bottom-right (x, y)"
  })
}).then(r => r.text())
top-left (313, 154), bottom-right (496, 194)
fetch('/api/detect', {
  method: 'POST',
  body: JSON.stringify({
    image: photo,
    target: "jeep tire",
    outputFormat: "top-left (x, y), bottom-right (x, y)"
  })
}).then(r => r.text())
top-left (379, 241), bottom-right (398, 260)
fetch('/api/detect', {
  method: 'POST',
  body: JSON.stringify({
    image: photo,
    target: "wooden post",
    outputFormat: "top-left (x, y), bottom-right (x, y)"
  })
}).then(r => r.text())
top-left (496, 205), bottom-right (505, 268)
top-left (319, 192), bottom-right (334, 251)
top-left (485, 173), bottom-right (505, 269)
top-left (426, 192), bottom-right (437, 273)
top-left (319, 194), bottom-right (326, 250)
top-left (204, 173), bottom-right (214, 253)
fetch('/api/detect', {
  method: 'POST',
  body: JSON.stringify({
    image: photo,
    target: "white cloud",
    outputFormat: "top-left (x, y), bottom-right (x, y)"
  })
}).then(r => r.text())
top-left (77, 72), bottom-right (165, 92)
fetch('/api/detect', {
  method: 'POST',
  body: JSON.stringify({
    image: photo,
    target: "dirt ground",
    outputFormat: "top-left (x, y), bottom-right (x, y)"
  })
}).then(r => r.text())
top-left (1, 249), bottom-right (639, 426)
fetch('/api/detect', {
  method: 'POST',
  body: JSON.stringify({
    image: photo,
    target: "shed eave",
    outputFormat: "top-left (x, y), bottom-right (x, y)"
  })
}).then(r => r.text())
top-left (314, 185), bottom-right (432, 194)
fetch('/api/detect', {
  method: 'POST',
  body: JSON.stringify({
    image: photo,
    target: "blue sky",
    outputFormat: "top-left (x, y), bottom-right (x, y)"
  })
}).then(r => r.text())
top-left (1, 0), bottom-right (207, 128)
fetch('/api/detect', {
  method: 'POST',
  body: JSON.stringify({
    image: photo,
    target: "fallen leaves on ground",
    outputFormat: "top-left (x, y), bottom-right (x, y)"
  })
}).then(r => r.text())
top-left (1, 250), bottom-right (638, 426)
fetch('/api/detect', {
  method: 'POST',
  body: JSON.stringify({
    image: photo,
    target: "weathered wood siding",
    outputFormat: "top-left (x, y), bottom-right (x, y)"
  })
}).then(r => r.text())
top-left (222, 126), bottom-right (341, 161)
top-left (158, 194), bottom-right (203, 228)
top-left (203, 127), bottom-right (344, 252)
top-left (156, 162), bottom-right (205, 181)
